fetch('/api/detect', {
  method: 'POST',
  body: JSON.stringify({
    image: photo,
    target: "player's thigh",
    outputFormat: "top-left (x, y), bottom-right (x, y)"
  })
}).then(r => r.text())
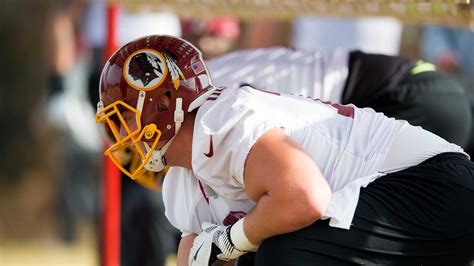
top-left (254, 221), bottom-right (363, 266)
top-left (254, 153), bottom-right (474, 266)
top-left (352, 153), bottom-right (474, 264)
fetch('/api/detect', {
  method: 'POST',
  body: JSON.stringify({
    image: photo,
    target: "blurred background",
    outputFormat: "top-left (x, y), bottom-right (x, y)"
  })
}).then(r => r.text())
top-left (0, 1), bottom-right (472, 265)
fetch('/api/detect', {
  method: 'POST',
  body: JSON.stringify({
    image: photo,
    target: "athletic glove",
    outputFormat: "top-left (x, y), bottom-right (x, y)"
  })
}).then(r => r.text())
top-left (189, 220), bottom-right (257, 266)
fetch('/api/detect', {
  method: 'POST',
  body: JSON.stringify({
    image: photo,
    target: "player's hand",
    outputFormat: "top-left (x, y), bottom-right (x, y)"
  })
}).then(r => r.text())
top-left (188, 222), bottom-right (248, 266)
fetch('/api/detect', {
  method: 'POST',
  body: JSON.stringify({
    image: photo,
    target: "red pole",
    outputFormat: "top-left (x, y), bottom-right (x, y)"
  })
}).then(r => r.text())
top-left (105, 4), bottom-right (119, 61)
top-left (102, 3), bottom-right (121, 266)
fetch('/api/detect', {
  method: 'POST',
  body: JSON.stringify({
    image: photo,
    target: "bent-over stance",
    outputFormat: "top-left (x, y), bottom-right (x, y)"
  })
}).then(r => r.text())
top-left (95, 35), bottom-right (474, 266)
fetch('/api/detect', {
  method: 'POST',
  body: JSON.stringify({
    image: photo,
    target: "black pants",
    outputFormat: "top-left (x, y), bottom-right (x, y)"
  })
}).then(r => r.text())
top-left (240, 153), bottom-right (474, 266)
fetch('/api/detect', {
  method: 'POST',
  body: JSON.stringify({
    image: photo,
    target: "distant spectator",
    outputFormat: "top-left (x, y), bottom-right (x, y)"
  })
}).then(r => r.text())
top-left (421, 25), bottom-right (474, 158)
top-left (47, 0), bottom-right (101, 244)
top-left (182, 17), bottom-right (240, 59)
top-left (421, 25), bottom-right (474, 92)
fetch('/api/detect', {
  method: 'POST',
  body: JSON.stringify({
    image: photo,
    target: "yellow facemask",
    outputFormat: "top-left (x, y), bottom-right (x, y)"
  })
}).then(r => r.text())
top-left (96, 100), bottom-right (164, 180)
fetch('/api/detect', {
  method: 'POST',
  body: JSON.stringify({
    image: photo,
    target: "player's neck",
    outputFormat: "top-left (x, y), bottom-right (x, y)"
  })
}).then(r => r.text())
top-left (164, 111), bottom-right (195, 170)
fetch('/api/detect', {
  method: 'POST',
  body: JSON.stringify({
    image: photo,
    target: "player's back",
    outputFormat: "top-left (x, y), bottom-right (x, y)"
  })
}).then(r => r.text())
top-left (195, 86), bottom-right (404, 193)
top-left (229, 86), bottom-right (405, 191)
top-left (193, 85), bottom-right (466, 229)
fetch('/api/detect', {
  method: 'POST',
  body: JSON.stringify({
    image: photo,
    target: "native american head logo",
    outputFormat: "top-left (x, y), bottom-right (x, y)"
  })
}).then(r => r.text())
top-left (123, 49), bottom-right (168, 91)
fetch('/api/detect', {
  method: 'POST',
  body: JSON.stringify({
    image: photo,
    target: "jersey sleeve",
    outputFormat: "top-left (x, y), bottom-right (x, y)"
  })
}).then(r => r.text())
top-left (229, 115), bottom-right (283, 187)
top-left (162, 167), bottom-right (213, 235)
top-left (194, 87), bottom-right (286, 194)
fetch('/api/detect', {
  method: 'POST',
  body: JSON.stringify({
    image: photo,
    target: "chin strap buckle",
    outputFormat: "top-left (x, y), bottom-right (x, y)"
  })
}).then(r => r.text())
top-left (174, 98), bottom-right (184, 134)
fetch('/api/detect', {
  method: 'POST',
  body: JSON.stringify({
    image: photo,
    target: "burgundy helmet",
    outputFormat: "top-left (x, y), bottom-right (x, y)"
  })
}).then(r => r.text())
top-left (96, 35), bottom-right (215, 180)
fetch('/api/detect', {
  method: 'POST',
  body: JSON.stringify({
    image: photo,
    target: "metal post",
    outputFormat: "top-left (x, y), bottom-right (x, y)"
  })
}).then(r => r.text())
top-left (102, 3), bottom-right (121, 266)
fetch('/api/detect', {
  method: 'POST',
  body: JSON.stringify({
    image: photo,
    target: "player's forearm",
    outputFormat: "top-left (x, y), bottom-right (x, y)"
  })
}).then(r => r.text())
top-left (243, 181), bottom-right (332, 246)
top-left (177, 234), bottom-right (197, 266)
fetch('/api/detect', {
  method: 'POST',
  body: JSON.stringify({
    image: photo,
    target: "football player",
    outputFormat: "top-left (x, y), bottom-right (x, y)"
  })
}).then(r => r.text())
top-left (96, 35), bottom-right (474, 266)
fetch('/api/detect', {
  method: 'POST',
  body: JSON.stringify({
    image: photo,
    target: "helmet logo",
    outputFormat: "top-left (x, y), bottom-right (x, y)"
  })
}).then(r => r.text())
top-left (123, 49), bottom-right (168, 91)
top-left (164, 53), bottom-right (185, 90)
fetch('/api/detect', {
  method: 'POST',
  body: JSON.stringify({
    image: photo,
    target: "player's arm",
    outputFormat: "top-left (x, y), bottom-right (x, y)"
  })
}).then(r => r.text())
top-left (189, 127), bottom-right (332, 265)
top-left (177, 234), bottom-right (197, 266)
top-left (243, 127), bottom-right (332, 246)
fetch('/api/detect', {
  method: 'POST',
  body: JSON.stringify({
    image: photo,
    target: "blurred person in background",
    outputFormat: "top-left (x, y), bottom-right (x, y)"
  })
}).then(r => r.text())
top-left (208, 46), bottom-right (472, 149)
top-left (238, 19), bottom-right (291, 50)
top-left (83, 2), bottom-right (180, 265)
top-left (421, 25), bottom-right (474, 157)
top-left (47, 0), bottom-right (101, 244)
top-left (181, 16), bottom-right (240, 59)
top-left (0, 0), bottom-right (56, 241)
top-left (421, 25), bottom-right (474, 92)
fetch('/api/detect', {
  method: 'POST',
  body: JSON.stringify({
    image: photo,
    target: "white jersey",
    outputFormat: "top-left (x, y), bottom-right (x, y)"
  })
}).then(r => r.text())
top-left (207, 47), bottom-right (350, 102)
top-left (163, 86), bottom-right (464, 235)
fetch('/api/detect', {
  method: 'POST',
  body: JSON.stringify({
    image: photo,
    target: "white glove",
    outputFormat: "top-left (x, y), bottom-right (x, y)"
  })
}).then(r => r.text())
top-left (188, 222), bottom-right (248, 266)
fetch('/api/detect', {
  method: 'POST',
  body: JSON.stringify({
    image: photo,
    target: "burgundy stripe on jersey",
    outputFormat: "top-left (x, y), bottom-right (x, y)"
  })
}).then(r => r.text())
top-left (318, 100), bottom-right (354, 118)
top-left (197, 180), bottom-right (209, 204)
top-left (207, 87), bottom-right (226, 101)
top-left (299, 95), bottom-right (355, 118)
top-left (223, 211), bottom-right (247, 226)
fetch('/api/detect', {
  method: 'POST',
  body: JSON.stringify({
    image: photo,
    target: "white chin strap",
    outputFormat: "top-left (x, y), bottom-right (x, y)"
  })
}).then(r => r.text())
top-left (143, 97), bottom-right (184, 172)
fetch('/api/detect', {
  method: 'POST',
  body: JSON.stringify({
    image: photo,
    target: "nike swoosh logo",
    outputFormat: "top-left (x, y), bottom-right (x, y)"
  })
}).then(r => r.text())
top-left (193, 242), bottom-right (204, 261)
top-left (204, 135), bottom-right (213, 157)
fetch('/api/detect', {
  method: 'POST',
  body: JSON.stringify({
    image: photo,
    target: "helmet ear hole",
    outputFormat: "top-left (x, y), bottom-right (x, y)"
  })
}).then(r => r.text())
top-left (157, 93), bottom-right (171, 112)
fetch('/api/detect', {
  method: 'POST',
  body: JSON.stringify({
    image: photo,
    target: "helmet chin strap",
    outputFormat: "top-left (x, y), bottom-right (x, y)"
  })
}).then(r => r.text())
top-left (143, 97), bottom-right (184, 172)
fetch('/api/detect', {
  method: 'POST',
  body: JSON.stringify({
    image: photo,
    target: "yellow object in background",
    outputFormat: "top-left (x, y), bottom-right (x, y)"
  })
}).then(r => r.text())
top-left (411, 60), bottom-right (437, 75)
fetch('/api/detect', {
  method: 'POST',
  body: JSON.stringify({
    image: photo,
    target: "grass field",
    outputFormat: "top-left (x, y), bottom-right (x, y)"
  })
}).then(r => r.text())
top-left (0, 221), bottom-right (179, 266)
top-left (0, 238), bottom-right (98, 266)
top-left (0, 222), bottom-right (98, 266)
top-left (0, 238), bottom-right (177, 266)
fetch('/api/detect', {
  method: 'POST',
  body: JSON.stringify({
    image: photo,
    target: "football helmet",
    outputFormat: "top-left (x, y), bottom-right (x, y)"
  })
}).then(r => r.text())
top-left (96, 35), bottom-right (215, 182)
